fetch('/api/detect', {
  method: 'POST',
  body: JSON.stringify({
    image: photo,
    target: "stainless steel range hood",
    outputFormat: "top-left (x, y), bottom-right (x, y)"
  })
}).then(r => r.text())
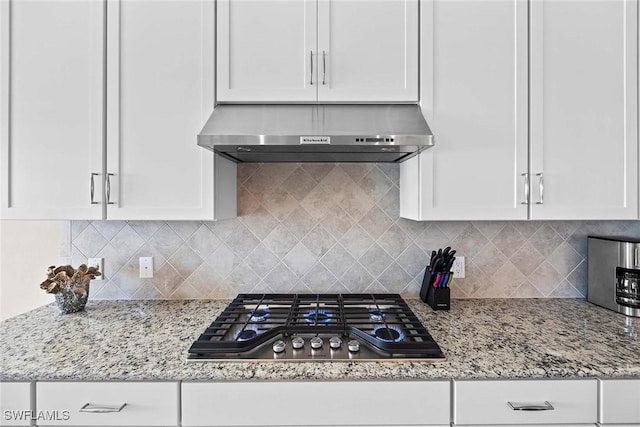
top-left (197, 104), bottom-right (433, 163)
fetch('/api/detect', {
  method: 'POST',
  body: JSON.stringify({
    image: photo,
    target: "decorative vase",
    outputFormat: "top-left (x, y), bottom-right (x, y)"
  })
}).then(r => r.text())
top-left (54, 285), bottom-right (89, 314)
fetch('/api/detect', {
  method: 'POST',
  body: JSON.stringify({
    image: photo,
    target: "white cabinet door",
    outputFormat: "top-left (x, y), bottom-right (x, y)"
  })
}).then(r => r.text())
top-left (400, 0), bottom-right (528, 221)
top-left (317, 0), bottom-right (418, 102)
top-left (529, 0), bottom-right (638, 220)
top-left (600, 379), bottom-right (640, 425)
top-left (36, 382), bottom-right (179, 426)
top-left (217, 0), bottom-right (317, 102)
top-left (182, 381), bottom-right (450, 427)
top-left (0, 0), bottom-right (104, 220)
top-left (453, 379), bottom-right (598, 425)
top-left (0, 382), bottom-right (32, 426)
top-left (106, 0), bottom-right (228, 220)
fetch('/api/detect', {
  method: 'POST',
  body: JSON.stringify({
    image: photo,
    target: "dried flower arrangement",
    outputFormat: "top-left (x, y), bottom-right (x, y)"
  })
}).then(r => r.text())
top-left (39, 264), bottom-right (101, 295)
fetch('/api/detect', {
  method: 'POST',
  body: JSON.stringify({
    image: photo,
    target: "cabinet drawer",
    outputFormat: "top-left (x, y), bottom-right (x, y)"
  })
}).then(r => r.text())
top-left (0, 382), bottom-right (32, 426)
top-left (182, 381), bottom-right (450, 426)
top-left (36, 382), bottom-right (178, 426)
top-left (453, 379), bottom-right (597, 425)
top-left (600, 379), bottom-right (640, 424)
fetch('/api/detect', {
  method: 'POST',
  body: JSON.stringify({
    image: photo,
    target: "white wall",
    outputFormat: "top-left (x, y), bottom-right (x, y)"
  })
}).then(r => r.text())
top-left (0, 220), bottom-right (62, 320)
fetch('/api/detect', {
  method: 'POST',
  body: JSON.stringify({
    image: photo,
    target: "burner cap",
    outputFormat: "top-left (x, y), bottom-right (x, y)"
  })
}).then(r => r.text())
top-left (304, 309), bottom-right (332, 324)
top-left (373, 325), bottom-right (404, 343)
top-left (235, 328), bottom-right (258, 342)
top-left (369, 308), bottom-right (385, 322)
top-left (248, 308), bottom-right (270, 322)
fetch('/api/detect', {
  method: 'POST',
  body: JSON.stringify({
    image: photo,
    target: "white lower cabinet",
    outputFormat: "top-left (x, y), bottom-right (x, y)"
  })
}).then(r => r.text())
top-left (600, 379), bottom-right (640, 425)
top-left (0, 382), bottom-right (32, 427)
top-left (453, 379), bottom-right (598, 426)
top-left (35, 382), bottom-right (179, 426)
top-left (7, 378), bottom-right (635, 426)
top-left (181, 381), bottom-right (451, 427)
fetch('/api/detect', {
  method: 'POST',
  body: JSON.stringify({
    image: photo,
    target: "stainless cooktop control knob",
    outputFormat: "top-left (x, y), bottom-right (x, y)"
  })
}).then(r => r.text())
top-left (272, 340), bottom-right (286, 353)
top-left (347, 340), bottom-right (360, 352)
top-left (310, 336), bottom-right (323, 349)
top-left (291, 336), bottom-right (305, 350)
top-left (329, 336), bottom-right (342, 349)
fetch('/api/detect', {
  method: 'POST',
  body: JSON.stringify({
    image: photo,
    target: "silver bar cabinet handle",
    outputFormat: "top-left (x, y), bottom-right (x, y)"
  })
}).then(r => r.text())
top-left (520, 173), bottom-right (529, 205)
top-left (80, 403), bottom-right (126, 413)
top-left (536, 172), bottom-right (544, 205)
top-left (90, 173), bottom-right (99, 205)
top-left (106, 173), bottom-right (115, 205)
top-left (310, 51), bottom-right (314, 85)
top-left (322, 50), bottom-right (326, 85)
top-left (508, 401), bottom-right (554, 411)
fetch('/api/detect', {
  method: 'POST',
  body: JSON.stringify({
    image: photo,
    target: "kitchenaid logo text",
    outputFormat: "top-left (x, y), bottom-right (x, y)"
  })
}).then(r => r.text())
top-left (4, 409), bottom-right (70, 422)
top-left (300, 136), bottom-right (331, 144)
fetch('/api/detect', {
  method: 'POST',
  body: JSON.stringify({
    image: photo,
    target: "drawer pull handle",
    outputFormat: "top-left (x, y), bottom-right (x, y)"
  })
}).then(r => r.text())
top-left (535, 172), bottom-right (544, 205)
top-left (520, 172), bottom-right (529, 205)
top-left (106, 173), bottom-right (115, 205)
top-left (79, 403), bottom-right (126, 413)
top-left (508, 401), bottom-right (554, 411)
top-left (322, 50), bottom-right (327, 85)
top-left (310, 50), bottom-right (314, 85)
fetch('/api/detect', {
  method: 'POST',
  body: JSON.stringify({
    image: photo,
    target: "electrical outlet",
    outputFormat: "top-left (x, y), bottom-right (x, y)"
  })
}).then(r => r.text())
top-left (87, 258), bottom-right (104, 279)
top-left (452, 256), bottom-right (465, 278)
top-left (139, 257), bottom-right (153, 278)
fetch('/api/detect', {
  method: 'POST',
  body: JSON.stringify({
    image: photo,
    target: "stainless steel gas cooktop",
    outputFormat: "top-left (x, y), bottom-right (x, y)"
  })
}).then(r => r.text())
top-left (188, 293), bottom-right (445, 362)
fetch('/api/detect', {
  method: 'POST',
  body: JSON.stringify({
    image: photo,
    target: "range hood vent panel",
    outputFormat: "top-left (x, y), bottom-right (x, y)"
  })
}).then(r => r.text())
top-left (197, 104), bottom-right (434, 163)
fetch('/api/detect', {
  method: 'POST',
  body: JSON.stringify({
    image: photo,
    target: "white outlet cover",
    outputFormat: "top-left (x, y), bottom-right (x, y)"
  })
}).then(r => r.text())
top-left (87, 258), bottom-right (104, 280)
top-left (139, 257), bottom-right (153, 278)
top-left (452, 256), bottom-right (465, 278)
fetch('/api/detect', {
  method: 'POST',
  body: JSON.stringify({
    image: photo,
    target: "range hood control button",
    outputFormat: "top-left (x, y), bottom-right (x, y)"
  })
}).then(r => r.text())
top-left (310, 337), bottom-right (323, 349)
top-left (272, 340), bottom-right (286, 353)
top-left (347, 340), bottom-right (360, 352)
top-left (291, 336), bottom-right (304, 349)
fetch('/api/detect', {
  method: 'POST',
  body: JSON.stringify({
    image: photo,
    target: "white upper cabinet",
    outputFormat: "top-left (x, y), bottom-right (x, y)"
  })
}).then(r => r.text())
top-left (317, 0), bottom-right (418, 102)
top-left (529, 0), bottom-right (638, 220)
top-left (402, 0), bottom-right (639, 222)
top-left (400, 0), bottom-right (528, 220)
top-left (1, 0), bottom-right (235, 221)
top-left (1, 0), bottom-right (104, 220)
top-left (217, 0), bottom-right (418, 103)
top-left (106, 0), bottom-right (227, 220)
top-left (217, 0), bottom-right (317, 102)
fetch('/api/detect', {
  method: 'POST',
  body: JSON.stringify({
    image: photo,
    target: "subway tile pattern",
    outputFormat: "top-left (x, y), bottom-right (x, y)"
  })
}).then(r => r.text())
top-left (64, 163), bottom-right (640, 300)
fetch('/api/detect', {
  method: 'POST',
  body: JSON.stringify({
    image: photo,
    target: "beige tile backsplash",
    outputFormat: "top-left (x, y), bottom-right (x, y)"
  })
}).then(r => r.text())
top-left (61, 163), bottom-right (640, 300)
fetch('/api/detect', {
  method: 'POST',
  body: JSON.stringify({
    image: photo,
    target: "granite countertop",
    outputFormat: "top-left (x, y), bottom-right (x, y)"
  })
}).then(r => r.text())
top-left (1, 298), bottom-right (639, 381)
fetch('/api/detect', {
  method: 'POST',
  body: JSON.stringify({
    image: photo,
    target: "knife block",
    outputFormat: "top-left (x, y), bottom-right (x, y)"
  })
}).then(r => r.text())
top-left (419, 269), bottom-right (451, 310)
top-left (427, 287), bottom-right (450, 310)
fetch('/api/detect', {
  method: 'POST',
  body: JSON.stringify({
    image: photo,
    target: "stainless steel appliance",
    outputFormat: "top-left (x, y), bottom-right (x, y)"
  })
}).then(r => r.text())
top-left (588, 236), bottom-right (640, 317)
top-left (188, 293), bottom-right (445, 361)
top-left (197, 105), bottom-right (434, 163)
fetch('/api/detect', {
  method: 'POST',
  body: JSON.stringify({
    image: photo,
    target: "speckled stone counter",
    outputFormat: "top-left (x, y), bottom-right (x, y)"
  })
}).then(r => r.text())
top-left (1, 298), bottom-right (638, 381)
